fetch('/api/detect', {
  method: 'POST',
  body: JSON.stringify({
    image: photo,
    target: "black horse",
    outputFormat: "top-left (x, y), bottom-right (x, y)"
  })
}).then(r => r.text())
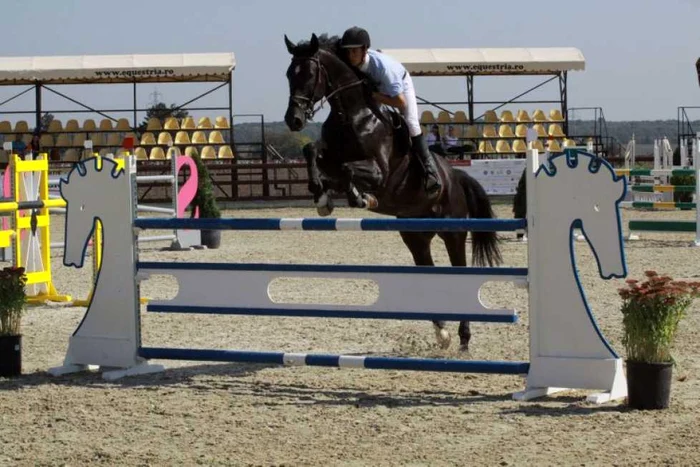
top-left (283, 33), bottom-right (502, 351)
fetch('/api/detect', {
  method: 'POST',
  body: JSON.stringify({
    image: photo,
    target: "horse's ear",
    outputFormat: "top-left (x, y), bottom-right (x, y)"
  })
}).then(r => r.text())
top-left (284, 34), bottom-right (296, 55)
top-left (310, 33), bottom-right (319, 53)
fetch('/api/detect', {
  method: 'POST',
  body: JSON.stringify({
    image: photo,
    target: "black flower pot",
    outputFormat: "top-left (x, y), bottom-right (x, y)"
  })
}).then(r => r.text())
top-left (626, 360), bottom-right (673, 410)
top-left (0, 335), bottom-right (22, 377)
top-left (201, 229), bottom-right (221, 249)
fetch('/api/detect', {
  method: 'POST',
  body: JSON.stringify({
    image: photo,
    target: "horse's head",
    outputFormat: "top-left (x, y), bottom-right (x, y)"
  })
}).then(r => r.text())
top-left (284, 33), bottom-right (328, 131)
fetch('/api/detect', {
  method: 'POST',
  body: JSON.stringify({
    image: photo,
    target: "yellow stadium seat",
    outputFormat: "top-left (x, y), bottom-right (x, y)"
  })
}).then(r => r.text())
top-left (14, 121), bottom-right (29, 133)
top-left (149, 147), bottom-right (166, 160)
top-left (215, 116), bottom-right (230, 129)
top-left (197, 117), bottom-right (213, 129)
top-left (99, 119), bottom-right (114, 131)
top-left (47, 119), bottom-right (63, 133)
top-left (55, 134), bottom-right (72, 147)
top-left (218, 145), bottom-right (235, 159)
top-left (547, 139), bottom-right (562, 152)
top-left (533, 124), bottom-right (547, 138)
top-left (483, 110), bottom-right (498, 123)
top-left (89, 133), bottom-right (105, 146)
top-left (140, 132), bottom-right (156, 145)
top-left (146, 117), bottom-right (162, 131)
top-left (191, 131), bottom-right (207, 144)
top-left (420, 110), bottom-right (435, 125)
top-left (478, 141), bottom-right (495, 153)
top-left (0, 149), bottom-right (8, 163)
top-left (166, 147), bottom-right (179, 159)
top-left (39, 134), bottom-right (54, 147)
top-left (115, 118), bottom-right (131, 131)
top-left (115, 148), bottom-right (130, 157)
top-left (63, 149), bottom-right (80, 161)
top-left (200, 145), bottom-right (216, 159)
top-left (184, 146), bottom-right (199, 157)
top-left (452, 111), bottom-right (468, 124)
top-left (134, 147), bottom-right (148, 160)
top-left (563, 138), bottom-right (576, 147)
top-left (500, 110), bottom-right (515, 123)
top-left (73, 133), bottom-right (87, 147)
top-left (437, 111), bottom-right (451, 124)
top-left (548, 124), bottom-right (565, 138)
top-left (512, 140), bottom-right (527, 153)
top-left (65, 119), bottom-right (80, 132)
top-left (164, 117), bottom-right (180, 130)
top-left (106, 133), bottom-right (122, 146)
top-left (208, 130), bottom-right (225, 144)
top-left (181, 116), bottom-right (196, 130)
top-left (157, 132), bottom-right (173, 146)
top-left (175, 131), bottom-right (191, 145)
top-left (516, 110), bottom-right (531, 122)
top-left (465, 125), bottom-right (480, 138)
top-left (98, 148), bottom-right (111, 157)
top-left (549, 109), bottom-right (565, 122)
top-left (496, 140), bottom-right (512, 153)
top-left (498, 125), bottom-right (515, 138)
top-left (532, 109), bottom-right (547, 122)
top-left (482, 125), bottom-right (497, 138)
top-left (531, 140), bottom-right (545, 152)
top-left (515, 124), bottom-right (528, 138)
top-left (0, 121), bottom-right (12, 133)
top-left (82, 119), bottom-right (97, 131)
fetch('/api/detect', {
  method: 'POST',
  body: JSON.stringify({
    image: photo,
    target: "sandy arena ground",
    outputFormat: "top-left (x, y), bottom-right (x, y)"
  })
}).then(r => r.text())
top-left (1, 204), bottom-right (700, 466)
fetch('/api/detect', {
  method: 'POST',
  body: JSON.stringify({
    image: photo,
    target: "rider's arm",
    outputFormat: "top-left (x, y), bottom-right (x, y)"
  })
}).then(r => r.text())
top-left (373, 92), bottom-right (406, 111)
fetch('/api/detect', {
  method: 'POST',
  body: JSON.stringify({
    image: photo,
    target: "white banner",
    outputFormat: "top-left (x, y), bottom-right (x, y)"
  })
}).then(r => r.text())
top-left (454, 159), bottom-right (526, 195)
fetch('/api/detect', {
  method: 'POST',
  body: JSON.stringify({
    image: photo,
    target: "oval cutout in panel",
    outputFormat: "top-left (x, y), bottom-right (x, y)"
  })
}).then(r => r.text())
top-left (268, 277), bottom-right (379, 306)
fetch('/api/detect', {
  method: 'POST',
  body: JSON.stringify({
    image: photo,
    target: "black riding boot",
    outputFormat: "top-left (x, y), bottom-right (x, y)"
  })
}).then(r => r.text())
top-left (411, 134), bottom-right (441, 194)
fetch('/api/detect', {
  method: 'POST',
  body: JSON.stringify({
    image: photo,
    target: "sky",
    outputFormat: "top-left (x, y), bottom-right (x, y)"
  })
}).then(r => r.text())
top-left (1, 0), bottom-right (699, 124)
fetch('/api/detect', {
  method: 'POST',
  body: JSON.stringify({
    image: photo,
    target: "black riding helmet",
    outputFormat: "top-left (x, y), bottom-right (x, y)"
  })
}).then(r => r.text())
top-left (340, 26), bottom-right (370, 49)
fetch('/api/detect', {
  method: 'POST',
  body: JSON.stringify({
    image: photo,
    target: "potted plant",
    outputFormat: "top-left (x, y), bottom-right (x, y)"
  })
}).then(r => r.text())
top-left (0, 266), bottom-right (27, 377)
top-left (190, 153), bottom-right (222, 249)
top-left (618, 271), bottom-right (700, 409)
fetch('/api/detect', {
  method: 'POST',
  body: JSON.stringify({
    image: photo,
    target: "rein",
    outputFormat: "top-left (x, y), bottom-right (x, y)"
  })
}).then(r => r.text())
top-left (290, 54), bottom-right (363, 121)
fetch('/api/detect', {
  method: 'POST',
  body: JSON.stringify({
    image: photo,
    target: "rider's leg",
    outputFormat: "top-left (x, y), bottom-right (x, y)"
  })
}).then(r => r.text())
top-left (402, 74), bottom-right (441, 194)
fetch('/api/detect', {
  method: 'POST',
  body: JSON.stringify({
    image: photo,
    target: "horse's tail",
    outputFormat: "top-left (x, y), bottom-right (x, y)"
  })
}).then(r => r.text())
top-left (458, 171), bottom-right (503, 267)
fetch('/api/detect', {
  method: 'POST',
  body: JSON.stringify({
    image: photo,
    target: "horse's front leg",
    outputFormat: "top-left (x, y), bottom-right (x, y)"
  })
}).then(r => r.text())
top-left (303, 143), bottom-right (334, 216)
top-left (341, 161), bottom-right (381, 210)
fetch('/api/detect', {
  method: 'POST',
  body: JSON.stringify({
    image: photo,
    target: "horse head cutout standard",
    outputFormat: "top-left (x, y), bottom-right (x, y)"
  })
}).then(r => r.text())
top-left (283, 33), bottom-right (503, 351)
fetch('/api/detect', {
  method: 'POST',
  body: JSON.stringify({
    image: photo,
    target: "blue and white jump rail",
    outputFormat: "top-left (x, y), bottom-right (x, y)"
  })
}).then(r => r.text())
top-left (49, 148), bottom-right (629, 404)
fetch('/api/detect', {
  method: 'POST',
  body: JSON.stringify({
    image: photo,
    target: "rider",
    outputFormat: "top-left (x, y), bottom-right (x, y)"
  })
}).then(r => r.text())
top-left (339, 26), bottom-right (441, 194)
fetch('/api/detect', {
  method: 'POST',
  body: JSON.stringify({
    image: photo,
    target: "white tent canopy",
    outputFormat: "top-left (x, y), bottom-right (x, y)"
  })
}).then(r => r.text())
top-left (0, 53), bottom-right (235, 85)
top-left (378, 47), bottom-right (585, 76)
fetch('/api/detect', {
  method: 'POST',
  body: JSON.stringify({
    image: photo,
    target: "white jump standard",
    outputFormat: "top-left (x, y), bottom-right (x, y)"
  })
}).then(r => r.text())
top-left (50, 148), bottom-right (629, 403)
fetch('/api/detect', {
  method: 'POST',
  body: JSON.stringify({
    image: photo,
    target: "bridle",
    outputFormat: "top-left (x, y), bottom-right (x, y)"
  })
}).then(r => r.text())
top-left (289, 53), bottom-right (363, 121)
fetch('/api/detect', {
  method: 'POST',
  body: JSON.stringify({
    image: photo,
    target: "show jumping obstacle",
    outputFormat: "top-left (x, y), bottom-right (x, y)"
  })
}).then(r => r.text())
top-left (0, 148), bottom-right (200, 304)
top-left (0, 154), bottom-right (71, 303)
top-left (49, 148), bottom-right (629, 403)
top-left (618, 134), bottom-right (700, 245)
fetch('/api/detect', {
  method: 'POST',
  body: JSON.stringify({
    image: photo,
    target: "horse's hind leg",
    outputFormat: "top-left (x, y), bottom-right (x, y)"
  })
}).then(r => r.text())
top-left (399, 231), bottom-right (451, 349)
top-left (440, 231), bottom-right (471, 351)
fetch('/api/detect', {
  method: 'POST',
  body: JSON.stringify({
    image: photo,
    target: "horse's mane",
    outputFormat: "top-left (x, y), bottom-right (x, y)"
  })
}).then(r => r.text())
top-left (294, 34), bottom-right (341, 57)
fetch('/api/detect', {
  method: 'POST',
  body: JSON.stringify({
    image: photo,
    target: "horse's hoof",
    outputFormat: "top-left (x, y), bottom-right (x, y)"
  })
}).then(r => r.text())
top-left (434, 327), bottom-right (451, 349)
top-left (459, 343), bottom-right (469, 352)
top-left (315, 194), bottom-right (334, 216)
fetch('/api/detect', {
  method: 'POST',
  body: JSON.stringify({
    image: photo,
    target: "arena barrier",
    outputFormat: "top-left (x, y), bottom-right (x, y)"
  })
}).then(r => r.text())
top-left (49, 148), bottom-right (629, 403)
